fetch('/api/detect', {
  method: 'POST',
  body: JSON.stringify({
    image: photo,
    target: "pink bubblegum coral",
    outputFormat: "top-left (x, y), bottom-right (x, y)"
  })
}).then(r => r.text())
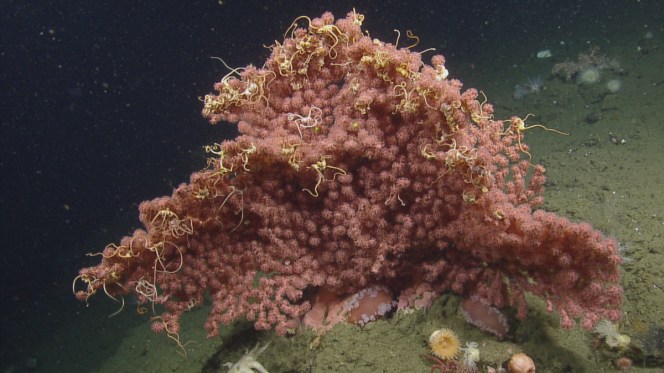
top-left (74, 10), bottom-right (622, 340)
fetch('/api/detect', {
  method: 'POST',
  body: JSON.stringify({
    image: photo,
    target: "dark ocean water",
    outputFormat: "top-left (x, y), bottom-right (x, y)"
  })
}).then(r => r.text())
top-left (2, 1), bottom-right (662, 371)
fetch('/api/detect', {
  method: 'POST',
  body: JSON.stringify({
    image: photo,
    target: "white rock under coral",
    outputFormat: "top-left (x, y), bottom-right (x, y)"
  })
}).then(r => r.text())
top-left (224, 342), bottom-right (271, 373)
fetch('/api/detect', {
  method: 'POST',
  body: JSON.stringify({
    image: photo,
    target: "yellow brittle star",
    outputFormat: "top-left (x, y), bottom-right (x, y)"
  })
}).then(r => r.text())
top-left (505, 114), bottom-right (569, 160)
top-left (303, 155), bottom-right (346, 197)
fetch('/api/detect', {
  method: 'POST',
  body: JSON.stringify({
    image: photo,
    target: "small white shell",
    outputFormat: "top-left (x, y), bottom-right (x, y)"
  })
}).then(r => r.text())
top-left (536, 49), bottom-right (552, 59)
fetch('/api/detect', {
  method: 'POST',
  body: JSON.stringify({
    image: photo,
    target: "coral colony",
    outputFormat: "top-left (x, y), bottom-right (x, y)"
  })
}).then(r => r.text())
top-left (74, 11), bottom-right (623, 347)
top-left (551, 47), bottom-right (620, 83)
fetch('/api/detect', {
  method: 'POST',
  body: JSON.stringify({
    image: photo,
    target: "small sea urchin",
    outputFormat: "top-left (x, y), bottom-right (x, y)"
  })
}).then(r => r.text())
top-left (577, 67), bottom-right (601, 85)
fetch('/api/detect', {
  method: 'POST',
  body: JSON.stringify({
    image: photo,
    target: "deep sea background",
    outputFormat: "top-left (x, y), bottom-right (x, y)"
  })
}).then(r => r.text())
top-left (2, 0), bottom-right (663, 372)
